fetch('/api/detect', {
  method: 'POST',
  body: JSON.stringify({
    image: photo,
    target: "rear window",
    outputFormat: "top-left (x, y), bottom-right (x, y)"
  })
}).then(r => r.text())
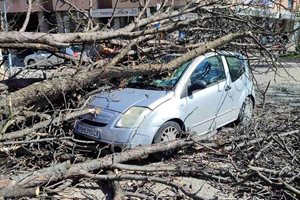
top-left (225, 56), bottom-right (245, 82)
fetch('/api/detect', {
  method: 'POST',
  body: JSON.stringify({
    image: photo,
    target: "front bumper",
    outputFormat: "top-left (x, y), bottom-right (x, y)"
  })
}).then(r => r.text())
top-left (73, 119), bottom-right (159, 149)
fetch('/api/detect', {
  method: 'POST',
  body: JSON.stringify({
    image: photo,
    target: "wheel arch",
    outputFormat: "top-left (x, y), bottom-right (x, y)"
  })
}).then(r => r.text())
top-left (165, 118), bottom-right (186, 132)
top-left (151, 118), bottom-right (186, 145)
top-left (152, 118), bottom-right (186, 143)
top-left (247, 94), bottom-right (255, 107)
top-left (27, 59), bottom-right (35, 65)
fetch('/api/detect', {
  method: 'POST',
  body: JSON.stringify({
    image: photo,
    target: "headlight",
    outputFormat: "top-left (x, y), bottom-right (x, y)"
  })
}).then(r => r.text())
top-left (116, 107), bottom-right (151, 128)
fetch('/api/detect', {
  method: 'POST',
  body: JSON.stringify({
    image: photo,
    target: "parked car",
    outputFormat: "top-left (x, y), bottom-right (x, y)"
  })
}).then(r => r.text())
top-left (24, 46), bottom-right (87, 67)
top-left (73, 51), bottom-right (255, 155)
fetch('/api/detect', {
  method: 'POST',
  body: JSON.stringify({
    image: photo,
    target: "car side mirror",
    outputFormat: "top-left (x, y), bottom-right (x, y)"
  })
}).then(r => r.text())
top-left (188, 80), bottom-right (207, 94)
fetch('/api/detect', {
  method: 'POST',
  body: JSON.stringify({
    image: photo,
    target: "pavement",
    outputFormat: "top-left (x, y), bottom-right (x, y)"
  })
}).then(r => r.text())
top-left (253, 61), bottom-right (300, 107)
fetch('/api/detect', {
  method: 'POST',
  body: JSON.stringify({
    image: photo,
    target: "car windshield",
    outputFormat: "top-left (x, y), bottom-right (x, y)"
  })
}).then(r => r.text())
top-left (127, 60), bottom-right (192, 90)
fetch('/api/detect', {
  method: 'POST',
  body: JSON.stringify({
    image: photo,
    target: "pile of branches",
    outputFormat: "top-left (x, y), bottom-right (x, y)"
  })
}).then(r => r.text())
top-left (0, 103), bottom-right (299, 199)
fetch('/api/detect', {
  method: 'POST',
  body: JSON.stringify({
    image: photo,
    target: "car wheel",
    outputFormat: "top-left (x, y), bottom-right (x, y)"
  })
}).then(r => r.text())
top-left (238, 97), bottom-right (253, 126)
top-left (152, 121), bottom-right (182, 160)
top-left (27, 60), bottom-right (37, 68)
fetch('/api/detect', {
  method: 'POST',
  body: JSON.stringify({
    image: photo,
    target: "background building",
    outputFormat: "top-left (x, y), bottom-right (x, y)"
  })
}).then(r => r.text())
top-left (1, 0), bottom-right (300, 50)
top-left (237, 0), bottom-right (300, 50)
top-left (1, 0), bottom-right (97, 32)
top-left (94, 0), bottom-right (187, 28)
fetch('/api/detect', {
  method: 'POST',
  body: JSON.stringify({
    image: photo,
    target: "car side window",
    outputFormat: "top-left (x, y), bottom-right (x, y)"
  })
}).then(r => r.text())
top-left (190, 56), bottom-right (226, 87)
top-left (65, 48), bottom-right (73, 56)
top-left (225, 56), bottom-right (245, 82)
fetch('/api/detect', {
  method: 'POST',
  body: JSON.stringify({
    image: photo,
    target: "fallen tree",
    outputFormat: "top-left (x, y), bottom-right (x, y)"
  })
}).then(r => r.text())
top-left (0, 31), bottom-right (251, 111)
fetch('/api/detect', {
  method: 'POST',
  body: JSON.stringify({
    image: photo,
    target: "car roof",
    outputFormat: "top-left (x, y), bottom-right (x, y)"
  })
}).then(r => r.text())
top-left (216, 50), bottom-right (245, 58)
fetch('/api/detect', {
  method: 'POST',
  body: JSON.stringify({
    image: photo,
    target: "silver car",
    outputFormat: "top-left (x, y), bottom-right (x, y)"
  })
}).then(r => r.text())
top-left (74, 51), bottom-right (255, 152)
top-left (24, 47), bottom-right (86, 67)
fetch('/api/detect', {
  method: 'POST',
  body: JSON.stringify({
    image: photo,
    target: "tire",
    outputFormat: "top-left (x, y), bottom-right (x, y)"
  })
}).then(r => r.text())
top-left (152, 121), bottom-right (182, 160)
top-left (27, 60), bottom-right (37, 68)
top-left (237, 97), bottom-right (254, 126)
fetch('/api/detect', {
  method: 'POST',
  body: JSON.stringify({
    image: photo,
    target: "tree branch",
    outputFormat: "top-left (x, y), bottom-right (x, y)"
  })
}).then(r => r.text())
top-left (20, 0), bottom-right (32, 32)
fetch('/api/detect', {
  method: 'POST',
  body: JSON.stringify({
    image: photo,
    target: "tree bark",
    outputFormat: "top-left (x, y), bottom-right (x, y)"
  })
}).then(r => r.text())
top-left (0, 186), bottom-right (39, 199)
top-left (1, 78), bottom-right (45, 90)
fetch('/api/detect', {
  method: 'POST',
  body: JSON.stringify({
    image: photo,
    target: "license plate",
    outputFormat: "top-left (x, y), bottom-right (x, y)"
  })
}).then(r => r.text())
top-left (76, 124), bottom-right (102, 139)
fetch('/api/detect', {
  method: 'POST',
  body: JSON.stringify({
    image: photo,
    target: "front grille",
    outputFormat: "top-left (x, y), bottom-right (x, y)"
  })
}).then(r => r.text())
top-left (80, 119), bottom-right (107, 127)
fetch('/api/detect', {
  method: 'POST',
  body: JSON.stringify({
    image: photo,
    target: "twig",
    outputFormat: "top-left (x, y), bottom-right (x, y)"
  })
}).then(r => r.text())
top-left (20, 0), bottom-right (32, 32)
top-left (223, 130), bottom-right (299, 151)
top-left (248, 166), bottom-right (294, 177)
top-left (82, 172), bottom-right (210, 200)
top-left (111, 163), bottom-right (231, 182)
top-left (0, 137), bottom-right (71, 145)
top-left (252, 169), bottom-right (300, 198)
top-left (249, 140), bottom-right (273, 165)
top-left (272, 135), bottom-right (300, 165)
top-left (46, 179), bottom-right (73, 193)
top-left (0, 108), bottom-right (97, 141)
top-left (124, 191), bottom-right (153, 199)
top-left (107, 171), bottom-right (123, 200)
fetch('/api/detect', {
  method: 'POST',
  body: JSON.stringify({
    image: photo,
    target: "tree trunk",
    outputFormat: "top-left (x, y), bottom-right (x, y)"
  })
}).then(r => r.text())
top-left (0, 187), bottom-right (39, 198)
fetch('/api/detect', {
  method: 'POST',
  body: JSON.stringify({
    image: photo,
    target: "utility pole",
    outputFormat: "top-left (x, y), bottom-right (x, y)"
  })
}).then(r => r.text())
top-left (1, 0), bottom-right (13, 76)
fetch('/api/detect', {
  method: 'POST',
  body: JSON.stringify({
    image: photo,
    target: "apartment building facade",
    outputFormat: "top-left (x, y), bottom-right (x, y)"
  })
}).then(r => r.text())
top-left (1, 0), bottom-right (185, 32)
top-left (1, 0), bottom-right (97, 32)
top-left (1, 0), bottom-right (300, 49)
top-left (93, 0), bottom-right (187, 28)
top-left (236, 0), bottom-right (300, 50)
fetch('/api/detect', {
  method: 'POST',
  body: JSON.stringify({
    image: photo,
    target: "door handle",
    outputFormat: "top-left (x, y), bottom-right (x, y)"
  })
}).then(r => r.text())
top-left (225, 85), bottom-right (231, 91)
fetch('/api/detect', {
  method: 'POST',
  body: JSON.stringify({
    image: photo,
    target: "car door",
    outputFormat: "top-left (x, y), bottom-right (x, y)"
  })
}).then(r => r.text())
top-left (35, 51), bottom-right (48, 65)
top-left (47, 53), bottom-right (59, 65)
top-left (222, 55), bottom-right (249, 119)
top-left (51, 48), bottom-right (67, 65)
top-left (36, 51), bottom-right (56, 66)
top-left (184, 55), bottom-right (229, 135)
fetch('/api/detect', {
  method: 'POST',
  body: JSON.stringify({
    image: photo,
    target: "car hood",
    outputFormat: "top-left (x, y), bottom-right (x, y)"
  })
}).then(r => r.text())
top-left (88, 88), bottom-right (173, 113)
